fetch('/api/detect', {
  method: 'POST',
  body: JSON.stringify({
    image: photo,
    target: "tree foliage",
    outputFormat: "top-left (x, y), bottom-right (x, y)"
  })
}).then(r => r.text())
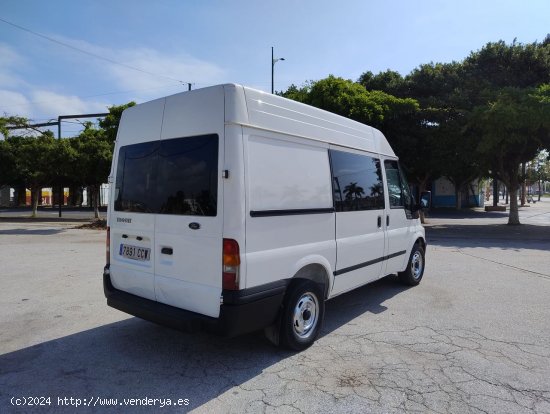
top-left (99, 102), bottom-right (136, 142)
top-left (284, 75), bottom-right (418, 129)
top-left (356, 37), bottom-right (550, 220)
top-left (473, 85), bottom-right (550, 223)
top-left (70, 123), bottom-right (114, 217)
top-left (0, 102), bottom-right (132, 216)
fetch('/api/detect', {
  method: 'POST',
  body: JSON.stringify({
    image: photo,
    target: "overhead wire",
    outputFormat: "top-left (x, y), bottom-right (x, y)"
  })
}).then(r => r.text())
top-left (0, 16), bottom-right (188, 85)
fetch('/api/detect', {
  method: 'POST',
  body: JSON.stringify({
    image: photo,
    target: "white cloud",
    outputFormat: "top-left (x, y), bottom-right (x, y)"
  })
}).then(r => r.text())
top-left (0, 89), bottom-right (32, 117)
top-left (0, 43), bottom-right (27, 89)
top-left (0, 36), bottom-right (226, 122)
top-left (107, 48), bottom-right (225, 90)
top-left (0, 43), bottom-right (23, 68)
top-left (31, 90), bottom-right (108, 118)
top-left (50, 36), bottom-right (227, 99)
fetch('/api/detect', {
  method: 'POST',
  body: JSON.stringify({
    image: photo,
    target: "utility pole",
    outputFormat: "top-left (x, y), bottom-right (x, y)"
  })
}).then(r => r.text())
top-left (271, 47), bottom-right (285, 94)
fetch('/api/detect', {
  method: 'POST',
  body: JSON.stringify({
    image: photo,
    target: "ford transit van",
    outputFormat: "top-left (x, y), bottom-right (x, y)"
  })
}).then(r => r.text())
top-left (103, 84), bottom-right (428, 350)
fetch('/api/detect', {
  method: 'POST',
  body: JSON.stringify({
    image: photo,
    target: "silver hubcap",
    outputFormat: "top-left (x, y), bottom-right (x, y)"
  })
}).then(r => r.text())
top-left (411, 250), bottom-right (423, 279)
top-left (292, 292), bottom-right (318, 339)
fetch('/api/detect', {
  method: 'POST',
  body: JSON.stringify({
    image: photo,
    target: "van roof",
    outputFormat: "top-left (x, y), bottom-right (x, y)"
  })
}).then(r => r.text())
top-left (224, 84), bottom-right (396, 157)
top-left (123, 83), bottom-right (396, 158)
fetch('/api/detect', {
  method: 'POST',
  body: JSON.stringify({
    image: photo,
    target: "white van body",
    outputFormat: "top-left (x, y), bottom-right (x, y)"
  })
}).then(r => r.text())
top-left (104, 84), bottom-right (426, 348)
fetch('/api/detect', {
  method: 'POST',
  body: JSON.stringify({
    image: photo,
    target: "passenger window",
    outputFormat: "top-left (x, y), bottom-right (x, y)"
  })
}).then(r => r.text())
top-left (115, 134), bottom-right (218, 216)
top-left (330, 150), bottom-right (384, 211)
top-left (384, 160), bottom-right (413, 210)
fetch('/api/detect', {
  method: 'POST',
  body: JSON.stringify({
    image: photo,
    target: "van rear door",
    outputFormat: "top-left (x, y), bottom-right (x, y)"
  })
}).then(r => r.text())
top-left (109, 98), bottom-right (165, 302)
top-left (153, 90), bottom-right (225, 318)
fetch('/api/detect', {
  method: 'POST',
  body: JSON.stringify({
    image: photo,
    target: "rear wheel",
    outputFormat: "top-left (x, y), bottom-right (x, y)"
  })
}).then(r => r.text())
top-left (280, 280), bottom-right (324, 351)
top-left (398, 243), bottom-right (425, 286)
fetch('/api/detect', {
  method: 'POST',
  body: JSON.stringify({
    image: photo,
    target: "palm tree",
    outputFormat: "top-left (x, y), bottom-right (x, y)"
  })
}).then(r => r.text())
top-left (343, 182), bottom-right (364, 210)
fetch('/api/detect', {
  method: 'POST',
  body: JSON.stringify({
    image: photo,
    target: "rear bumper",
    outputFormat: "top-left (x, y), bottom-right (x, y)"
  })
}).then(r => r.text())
top-left (103, 266), bottom-right (286, 337)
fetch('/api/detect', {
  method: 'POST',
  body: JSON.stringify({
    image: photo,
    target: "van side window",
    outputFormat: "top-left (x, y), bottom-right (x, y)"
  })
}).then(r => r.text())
top-left (330, 150), bottom-right (384, 211)
top-left (115, 134), bottom-right (218, 216)
top-left (384, 160), bottom-right (413, 211)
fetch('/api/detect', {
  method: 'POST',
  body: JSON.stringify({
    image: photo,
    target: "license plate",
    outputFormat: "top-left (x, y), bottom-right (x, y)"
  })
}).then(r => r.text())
top-left (119, 244), bottom-right (150, 261)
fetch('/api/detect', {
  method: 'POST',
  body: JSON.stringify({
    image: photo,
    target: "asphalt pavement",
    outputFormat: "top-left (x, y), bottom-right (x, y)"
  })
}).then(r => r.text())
top-left (0, 199), bottom-right (549, 413)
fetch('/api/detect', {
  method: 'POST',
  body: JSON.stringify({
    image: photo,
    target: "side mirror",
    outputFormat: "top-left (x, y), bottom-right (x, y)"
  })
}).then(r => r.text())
top-left (420, 191), bottom-right (431, 210)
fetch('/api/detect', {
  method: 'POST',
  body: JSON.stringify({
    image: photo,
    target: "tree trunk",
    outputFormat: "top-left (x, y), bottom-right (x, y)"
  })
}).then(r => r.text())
top-left (538, 179), bottom-right (542, 201)
top-left (507, 176), bottom-right (520, 225)
top-left (92, 185), bottom-right (100, 219)
top-left (520, 162), bottom-right (526, 206)
top-left (31, 187), bottom-right (40, 218)
top-left (493, 178), bottom-right (499, 206)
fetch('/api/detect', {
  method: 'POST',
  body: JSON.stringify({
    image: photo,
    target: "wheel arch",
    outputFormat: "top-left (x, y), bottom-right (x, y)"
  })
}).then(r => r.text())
top-left (415, 235), bottom-right (426, 251)
top-left (289, 256), bottom-right (333, 299)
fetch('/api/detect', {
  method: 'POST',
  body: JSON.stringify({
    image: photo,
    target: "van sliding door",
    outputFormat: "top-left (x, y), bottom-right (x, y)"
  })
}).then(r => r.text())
top-left (331, 148), bottom-right (386, 295)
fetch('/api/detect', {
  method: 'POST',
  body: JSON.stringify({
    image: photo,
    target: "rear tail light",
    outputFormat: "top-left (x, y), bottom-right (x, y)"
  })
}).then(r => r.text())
top-left (106, 226), bottom-right (110, 265)
top-left (222, 239), bottom-right (240, 290)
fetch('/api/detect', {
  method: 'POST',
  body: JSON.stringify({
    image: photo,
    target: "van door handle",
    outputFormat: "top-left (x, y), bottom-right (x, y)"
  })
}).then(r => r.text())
top-left (377, 216), bottom-right (382, 228)
top-left (386, 215), bottom-right (390, 227)
top-left (161, 247), bottom-right (173, 255)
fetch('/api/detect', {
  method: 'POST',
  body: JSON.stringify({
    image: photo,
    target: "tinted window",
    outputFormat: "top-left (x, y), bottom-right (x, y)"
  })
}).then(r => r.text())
top-left (115, 134), bottom-right (219, 216)
top-left (330, 150), bottom-right (384, 211)
top-left (114, 141), bottom-right (158, 213)
top-left (384, 160), bottom-right (412, 209)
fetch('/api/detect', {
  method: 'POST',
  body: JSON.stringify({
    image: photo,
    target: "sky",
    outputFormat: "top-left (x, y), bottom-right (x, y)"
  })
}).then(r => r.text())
top-left (0, 0), bottom-right (549, 136)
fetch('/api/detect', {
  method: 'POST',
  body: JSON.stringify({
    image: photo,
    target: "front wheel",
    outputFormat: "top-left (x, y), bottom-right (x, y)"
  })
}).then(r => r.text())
top-left (398, 243), bottom-right (425, 286)
top-left (280, 280), bottom-right (325, 351)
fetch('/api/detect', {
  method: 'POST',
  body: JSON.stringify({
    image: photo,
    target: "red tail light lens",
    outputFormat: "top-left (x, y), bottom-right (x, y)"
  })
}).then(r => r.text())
top-left (223, 239), bottom-right (240, 290)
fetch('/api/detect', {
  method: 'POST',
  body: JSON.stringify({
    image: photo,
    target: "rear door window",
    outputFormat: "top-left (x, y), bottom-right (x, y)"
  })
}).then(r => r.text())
top-left (114, 141), bottom-right (158, 213)
top-left (115, 134), bottom-right (219, 216)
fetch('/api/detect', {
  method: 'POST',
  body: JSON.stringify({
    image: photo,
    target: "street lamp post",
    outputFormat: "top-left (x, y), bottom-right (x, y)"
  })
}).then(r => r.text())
top-left (271, 46), bottom-right (285, 94)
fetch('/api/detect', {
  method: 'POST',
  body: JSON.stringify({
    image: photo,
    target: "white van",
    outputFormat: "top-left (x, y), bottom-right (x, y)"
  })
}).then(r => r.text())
top-left (104, 84), bottom-right (429, 350)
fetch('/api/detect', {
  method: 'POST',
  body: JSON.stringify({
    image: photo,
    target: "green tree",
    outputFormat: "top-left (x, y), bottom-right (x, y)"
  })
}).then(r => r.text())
top-left (0, 116), bottom-right (30, 139)
top-left (71, 123), bottom-right (113, 218)
top-left (464, 39), bottom-right (550, 222)
top-left (0, 139), bottom-right (17, 186)
top-left (9, 134), bottom-right (68, 217)
top-left (473, 85), bottom-right (550, 224)
top-left (403, 62), bottom-right (487, 209)
top-left (99, 102), bottom-right (136, 143)
top-left (527, 151), bottom-right (550, 200)
top-left (358, 64), bottom-right (470, 208)
top-left (462, 39), bottom-right (550, 106)
top-left (283, 75), bottom-right (418, 129)
top-left (358, 69), bottom-right (406, 97)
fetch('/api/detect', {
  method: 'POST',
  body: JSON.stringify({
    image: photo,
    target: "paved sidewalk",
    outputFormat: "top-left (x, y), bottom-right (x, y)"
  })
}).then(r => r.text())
top-left (424, 197), bottom-right (550, 243)
top-left (0, 206), bottom-right (105, 221)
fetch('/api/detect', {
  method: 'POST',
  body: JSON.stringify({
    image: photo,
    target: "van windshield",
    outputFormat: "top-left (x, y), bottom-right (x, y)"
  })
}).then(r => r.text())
top-left (114, 134), bottom-right (219, 216)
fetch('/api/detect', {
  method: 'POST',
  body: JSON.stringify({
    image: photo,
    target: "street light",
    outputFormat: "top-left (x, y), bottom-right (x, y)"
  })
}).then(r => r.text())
top-left (271, 46), bottom-right (285, 94)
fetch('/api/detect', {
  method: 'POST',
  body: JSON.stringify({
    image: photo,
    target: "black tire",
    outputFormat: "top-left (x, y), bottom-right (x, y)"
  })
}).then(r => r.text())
top-left (398, 243), bottom-right (425, 286)
top-left (279, 279), bottom-right (325, 351)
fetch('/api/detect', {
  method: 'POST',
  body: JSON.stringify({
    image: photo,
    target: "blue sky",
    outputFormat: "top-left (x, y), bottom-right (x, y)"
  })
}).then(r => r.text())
top-left (0, 0), bottom-right (548, 135)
